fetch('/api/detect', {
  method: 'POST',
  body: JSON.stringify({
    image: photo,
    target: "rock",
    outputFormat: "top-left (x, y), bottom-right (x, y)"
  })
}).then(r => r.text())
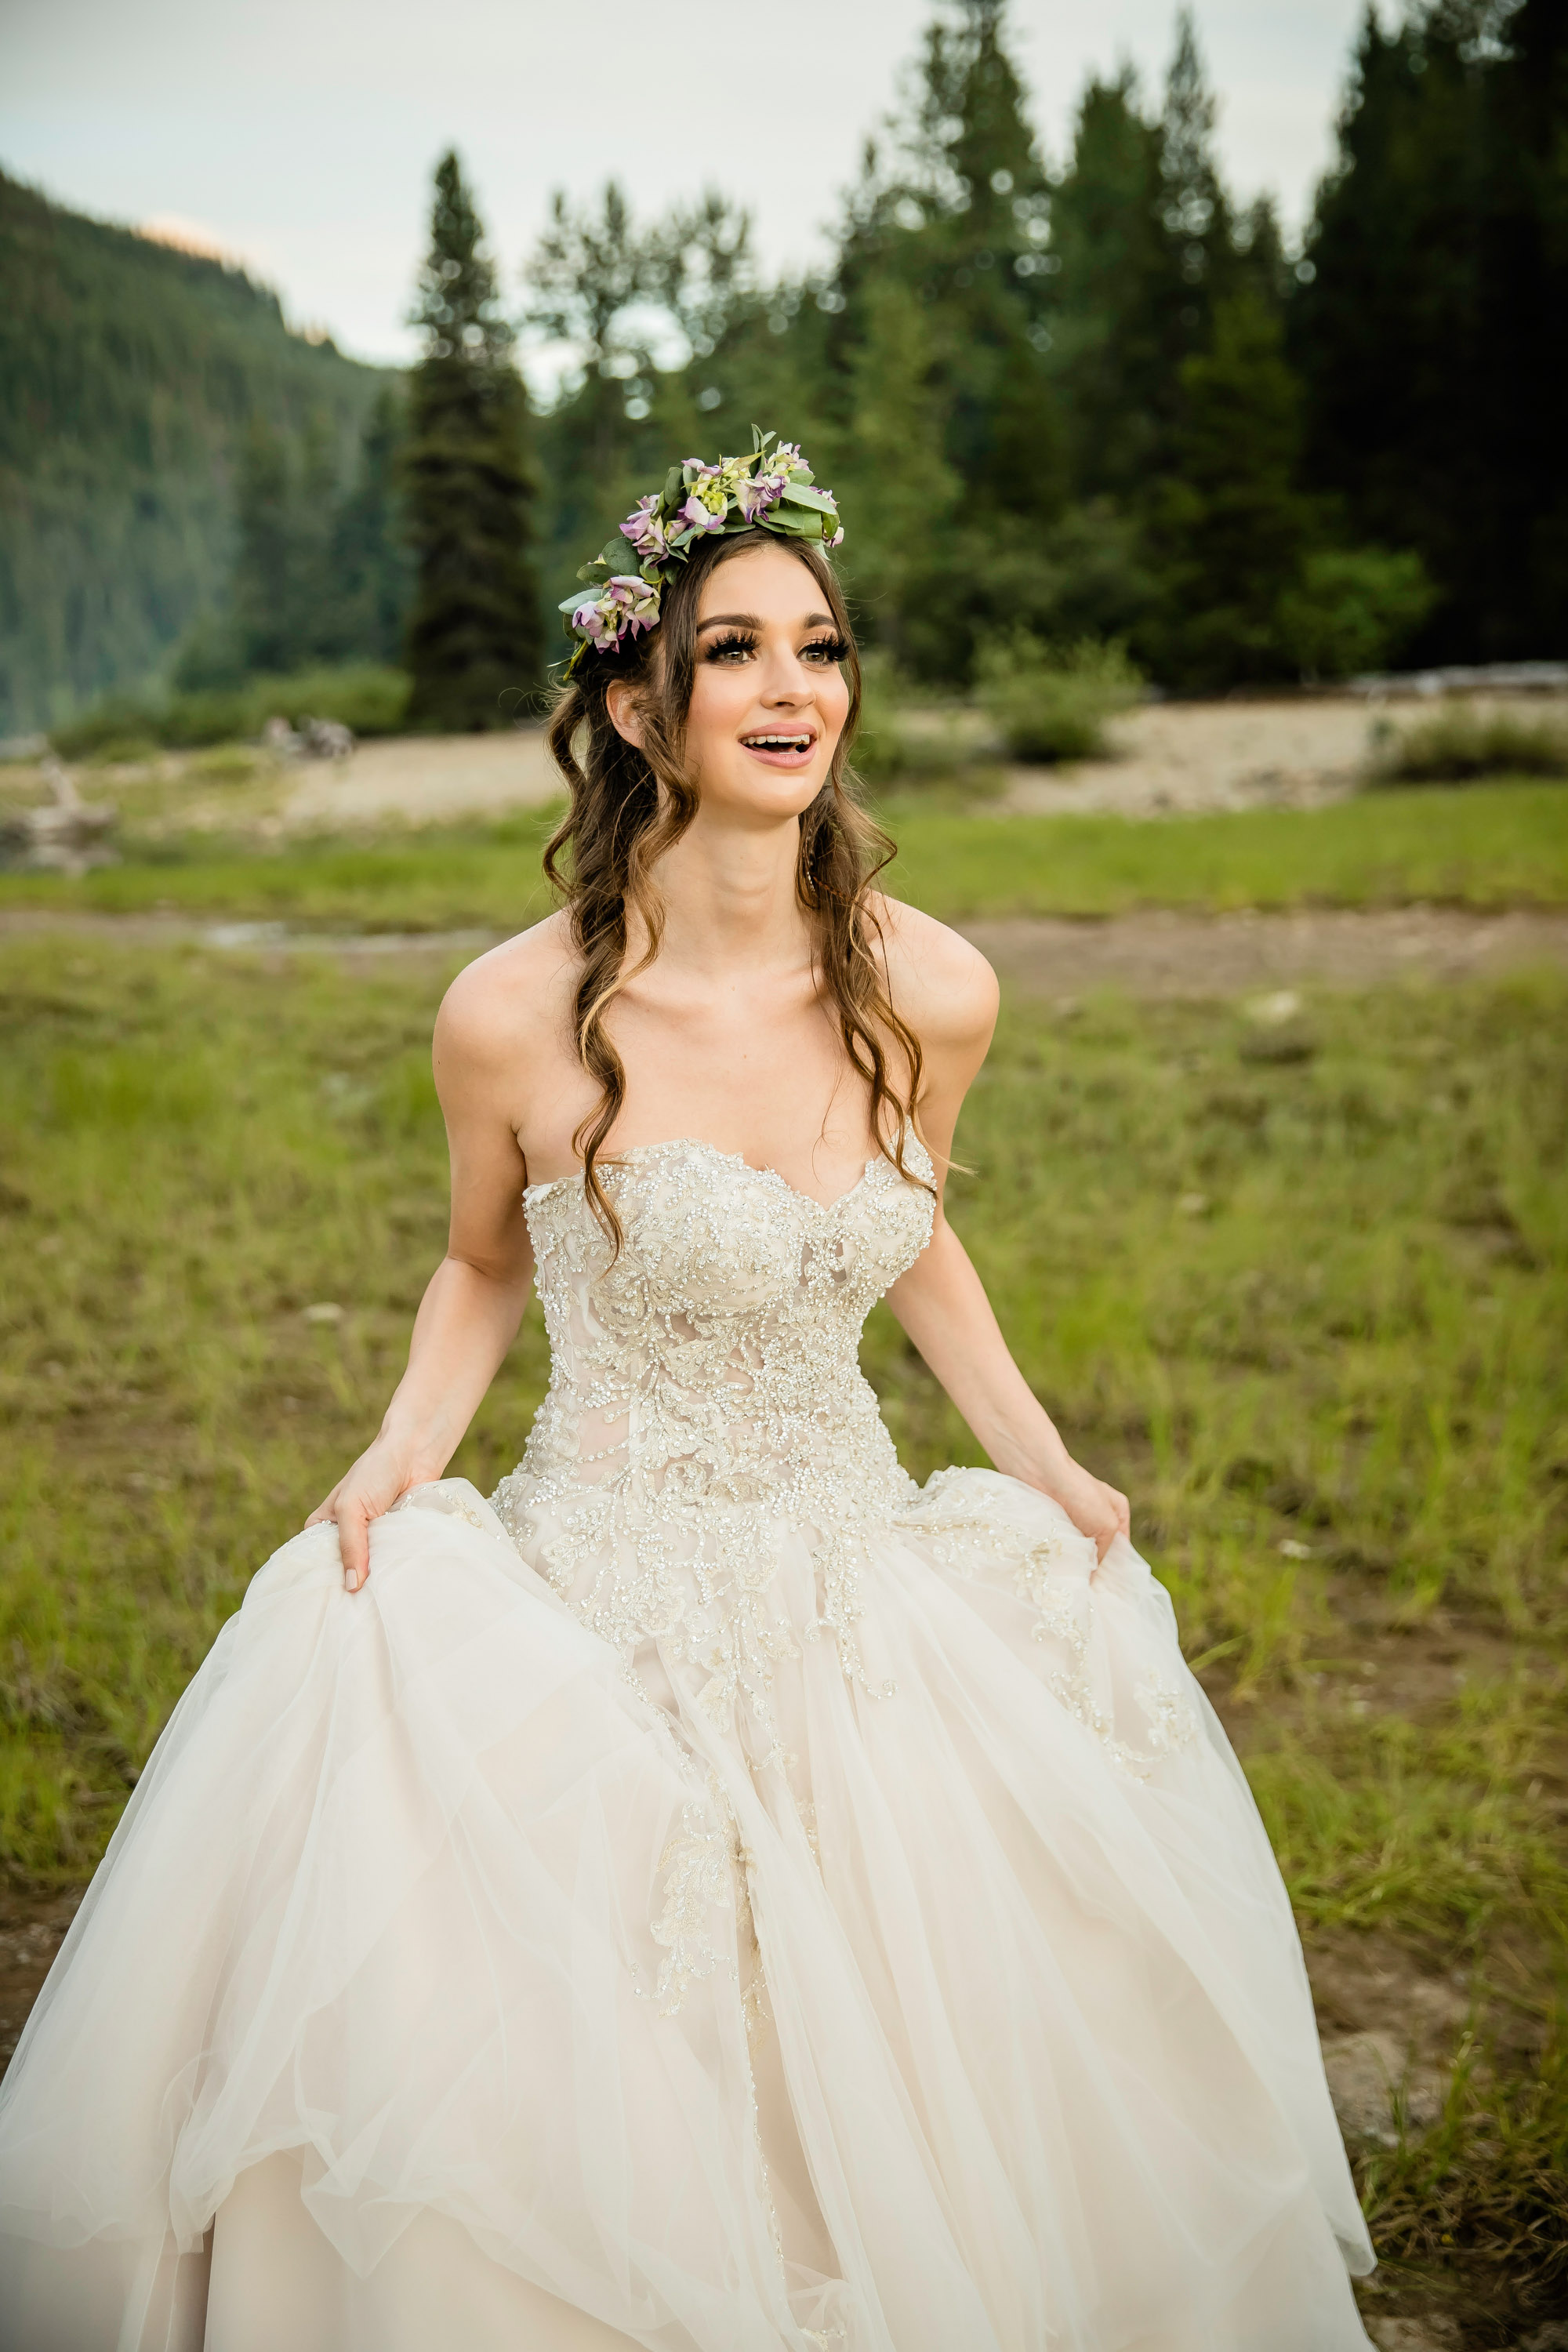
top-left (1366, 2320), bottom-right (1462, 2351)
top-left (261, 715), bottom-right (304, 759)
top-left (301, 715), bottom-right (355, 760)
top-left (1321, 2031), bottom-right (1446, 2143)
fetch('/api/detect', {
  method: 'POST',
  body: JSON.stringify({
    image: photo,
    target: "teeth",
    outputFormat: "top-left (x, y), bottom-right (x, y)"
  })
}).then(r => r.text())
top-left (746, 735), bottom-right (810, 750)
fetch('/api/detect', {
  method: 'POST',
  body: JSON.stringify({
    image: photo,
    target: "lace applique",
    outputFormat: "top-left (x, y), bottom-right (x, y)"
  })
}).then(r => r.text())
top-left (902, 1477), bottom-right (1201, 1777)
top-left (647, 1800), bottom-right (735, 2015)
top-left (1132, 1671), bottom-right (1200, 1754)
top-left (492, 1138), bottom-right (933, 1753)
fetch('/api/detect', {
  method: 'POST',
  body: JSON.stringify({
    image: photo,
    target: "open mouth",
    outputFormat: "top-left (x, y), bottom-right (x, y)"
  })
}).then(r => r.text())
top-left (739, 730), bottom-right (817, 762)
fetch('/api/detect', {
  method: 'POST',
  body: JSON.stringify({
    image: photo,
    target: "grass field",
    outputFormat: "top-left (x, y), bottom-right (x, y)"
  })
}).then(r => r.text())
top-left (2, 780), bottom-right (1567, 931)
top-left (2, 782), bottom-right (1566, 2338)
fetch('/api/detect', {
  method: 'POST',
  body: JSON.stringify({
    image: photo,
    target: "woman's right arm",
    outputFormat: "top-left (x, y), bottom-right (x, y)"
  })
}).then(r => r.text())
top-left (306, 962), bottom-right (539, 1592)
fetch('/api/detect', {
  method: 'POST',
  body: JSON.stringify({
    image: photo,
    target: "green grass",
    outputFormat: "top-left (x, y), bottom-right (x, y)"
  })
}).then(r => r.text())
top-left (2, 782), bottom-right (1566, 929)
top-left (2, 936), bottom-right (1564, 2307)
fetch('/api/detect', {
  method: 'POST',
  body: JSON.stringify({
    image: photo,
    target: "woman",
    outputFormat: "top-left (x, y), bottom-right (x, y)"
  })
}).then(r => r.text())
top-left (0, 437), bottom-right (1374, 2350)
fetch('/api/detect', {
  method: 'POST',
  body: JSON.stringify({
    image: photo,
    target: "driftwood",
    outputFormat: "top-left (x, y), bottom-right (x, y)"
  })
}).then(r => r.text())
top-left (0, 758), bottom-right (118, 873)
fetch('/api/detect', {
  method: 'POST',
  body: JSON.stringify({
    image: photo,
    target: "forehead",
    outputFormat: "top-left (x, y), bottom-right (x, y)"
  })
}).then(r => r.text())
top-left (695, 541), bottom-right (818, 621)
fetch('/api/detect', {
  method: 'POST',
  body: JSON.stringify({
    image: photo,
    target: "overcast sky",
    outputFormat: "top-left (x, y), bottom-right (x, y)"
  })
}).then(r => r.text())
top-left (2, 0), bottom-right (1371, 375)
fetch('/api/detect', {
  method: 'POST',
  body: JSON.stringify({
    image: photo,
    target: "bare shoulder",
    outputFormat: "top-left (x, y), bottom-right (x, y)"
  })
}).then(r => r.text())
top-left (869, 893), bottom-right (999, 1052)
top-left (434, 911), bottom-right (578, 1089)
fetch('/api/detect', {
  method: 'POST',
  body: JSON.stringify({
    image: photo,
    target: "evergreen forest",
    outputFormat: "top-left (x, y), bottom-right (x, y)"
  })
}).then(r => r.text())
top-left (0, 175), bottom-right (390, 735)
top-left (3, 0), bottom-right (1564, 739)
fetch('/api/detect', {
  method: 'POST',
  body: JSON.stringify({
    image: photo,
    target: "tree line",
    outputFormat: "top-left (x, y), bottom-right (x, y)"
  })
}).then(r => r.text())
top-left (194, 0), bottom-right (1568, 729)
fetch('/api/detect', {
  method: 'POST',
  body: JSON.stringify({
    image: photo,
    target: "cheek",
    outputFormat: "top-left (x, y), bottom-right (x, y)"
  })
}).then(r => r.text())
top-left (819, 668), bottom-right (851, 746)
top-left (684, 666), bottom-right (750, 761)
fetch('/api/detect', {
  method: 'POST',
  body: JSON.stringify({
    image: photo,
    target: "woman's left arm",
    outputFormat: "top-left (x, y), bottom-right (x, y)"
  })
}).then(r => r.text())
top-left (880, 902), bottom-right (1131, 1559)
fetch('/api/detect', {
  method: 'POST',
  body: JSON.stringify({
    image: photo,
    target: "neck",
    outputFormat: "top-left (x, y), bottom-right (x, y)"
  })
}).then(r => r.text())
top-left (633, 799), bottom-right (812, 979)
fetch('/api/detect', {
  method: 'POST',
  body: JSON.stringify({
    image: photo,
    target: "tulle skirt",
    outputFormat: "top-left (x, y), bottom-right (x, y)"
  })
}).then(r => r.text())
top-left (0, 1472), bottom-right (1374, 2350)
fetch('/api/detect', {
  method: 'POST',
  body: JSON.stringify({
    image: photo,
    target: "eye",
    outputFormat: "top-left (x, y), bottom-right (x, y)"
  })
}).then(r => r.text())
top-left (703, 630), bottom-right (758, 664)
top-left (801, 635), bottom-right (849, 665)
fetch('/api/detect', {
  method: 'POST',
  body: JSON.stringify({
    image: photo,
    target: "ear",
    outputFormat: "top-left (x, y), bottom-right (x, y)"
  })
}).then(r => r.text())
top-left (605, 679), bottom-right (644, 750)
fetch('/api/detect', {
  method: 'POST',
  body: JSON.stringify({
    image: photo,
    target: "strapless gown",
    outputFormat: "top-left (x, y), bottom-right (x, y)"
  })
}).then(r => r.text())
top-left (0, 1137), bottom-right (1374, 2350)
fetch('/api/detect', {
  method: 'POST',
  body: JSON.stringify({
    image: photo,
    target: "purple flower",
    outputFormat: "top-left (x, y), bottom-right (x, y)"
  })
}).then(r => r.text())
top-left (571, 596), bottom-right (613, 643)
top-left (573, 575), bottom-right (661, 652)
top-left (619, 494), bottom-right (669, 563)
top-left (735, 470), bottom-right (785, 521)
top-left (678, 487), bottom-right (728, 534)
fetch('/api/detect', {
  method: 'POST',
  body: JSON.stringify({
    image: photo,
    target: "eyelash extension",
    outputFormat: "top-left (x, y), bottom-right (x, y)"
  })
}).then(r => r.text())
top-left (701, 630), bottom-right (850, 665)
top-left (702, 630), bottom-right (759, 662)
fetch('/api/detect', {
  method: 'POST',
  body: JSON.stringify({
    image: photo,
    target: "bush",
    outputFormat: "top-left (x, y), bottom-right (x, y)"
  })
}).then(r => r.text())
top-left (850, 652), bottom-right (973, 786)
top-left (1370, 703), bottom-right (1568, 784)
top-left (973, 633), bottom-right (1143, 764)
top-left (51, 666), bottom-right (413, 759)
top-left (187, 744), bottom-right (269, 784)
top-left (81, 735), bottom-right (162, 767)
top-left (1276, 546), bottom-right (1436, 682)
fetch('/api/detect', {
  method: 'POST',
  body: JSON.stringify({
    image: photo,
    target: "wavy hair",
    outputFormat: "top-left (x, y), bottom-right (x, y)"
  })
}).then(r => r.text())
top-left (542, 528), bottom-right (926, 1250)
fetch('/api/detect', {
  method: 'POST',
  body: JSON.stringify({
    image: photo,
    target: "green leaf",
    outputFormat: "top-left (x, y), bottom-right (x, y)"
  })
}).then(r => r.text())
top-left (663, 466), bottom-right (684, 506)
top-left (767, 505), bottom-right (823, 541)
top-left (779, 481), bottom-right (833, 514)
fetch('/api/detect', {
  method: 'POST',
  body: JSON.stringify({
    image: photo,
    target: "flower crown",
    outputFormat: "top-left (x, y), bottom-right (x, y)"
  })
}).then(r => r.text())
top-left (559, 426), bottom-right (844, 676)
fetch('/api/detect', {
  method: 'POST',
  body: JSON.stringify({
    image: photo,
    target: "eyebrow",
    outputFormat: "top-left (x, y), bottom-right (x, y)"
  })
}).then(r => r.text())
top-left (696, 610), bottom-right (837, 633)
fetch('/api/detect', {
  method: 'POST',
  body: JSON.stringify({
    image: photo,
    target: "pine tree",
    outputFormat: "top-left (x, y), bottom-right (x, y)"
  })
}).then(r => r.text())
top-left (404, 151), bottom-right (541, 731)
top-left (1050, 71), bottom-right (1167, 497)
top-left (1294, 0), bottom-right (1568, 660)
top-left (332, 385), bottom-right (412, 668)
top-left (842, 278), bottom-right (961, 670)
top-left (1142, 292), bottom-right (1312, 689)
top-left (232, 419), bottom-right (303, 675)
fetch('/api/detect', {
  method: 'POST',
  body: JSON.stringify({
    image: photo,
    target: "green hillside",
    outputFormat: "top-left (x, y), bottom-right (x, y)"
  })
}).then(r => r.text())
top-left (0, 171), bottom-right (393, 735)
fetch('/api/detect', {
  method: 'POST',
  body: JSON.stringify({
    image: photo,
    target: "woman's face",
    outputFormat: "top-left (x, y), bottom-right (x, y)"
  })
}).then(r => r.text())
top-left (658, 542), bottom-right (852, 822)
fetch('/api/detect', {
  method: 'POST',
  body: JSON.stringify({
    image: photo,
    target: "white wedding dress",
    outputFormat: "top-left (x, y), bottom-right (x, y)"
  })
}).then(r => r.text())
top-left (0, 1136), bottom-right (1374, 2350)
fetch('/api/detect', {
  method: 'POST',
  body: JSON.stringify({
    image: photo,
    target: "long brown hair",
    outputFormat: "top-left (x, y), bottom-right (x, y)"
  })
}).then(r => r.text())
top-left (542, 528), bottom-right (926, 1250)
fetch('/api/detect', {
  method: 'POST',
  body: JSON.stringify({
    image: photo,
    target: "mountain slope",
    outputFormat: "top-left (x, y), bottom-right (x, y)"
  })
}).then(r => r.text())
top-left (0, 170), bottom-right (393, 734)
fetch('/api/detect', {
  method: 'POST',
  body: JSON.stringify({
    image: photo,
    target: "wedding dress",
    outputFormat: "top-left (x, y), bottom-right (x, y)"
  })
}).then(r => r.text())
top-left (0, 1135), bottom-right (1374, 2350)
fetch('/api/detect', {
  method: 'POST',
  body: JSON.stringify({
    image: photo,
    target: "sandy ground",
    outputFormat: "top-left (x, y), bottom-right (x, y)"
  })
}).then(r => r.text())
top-left (5, 691), bottom-right (1564, 842)
top-left (998, 691), bottom-right (1568, 818)
top-left (280, 729), bottom-right (561, 829)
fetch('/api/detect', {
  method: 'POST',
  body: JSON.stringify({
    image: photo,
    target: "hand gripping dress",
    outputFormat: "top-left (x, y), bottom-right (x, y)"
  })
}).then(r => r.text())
top-left (0, 1137), bottom-right (1375, 2351)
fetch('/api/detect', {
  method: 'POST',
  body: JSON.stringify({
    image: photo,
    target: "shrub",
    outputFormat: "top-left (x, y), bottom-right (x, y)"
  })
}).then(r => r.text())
top-left (51, 666), bottom-right (413, 758)
top-left (973, 633), bottom-right (1143, 764)
top-left (81, 735), bottom-right (162, 767)
top-left (187, 744), bottom-right (269, 784)
top-left (1276, 546), bottom-right (1436, 682)
top-left (850, 652), bottom-right (974, 786)
top-left (1370, 703), bottom-right (1568, 784)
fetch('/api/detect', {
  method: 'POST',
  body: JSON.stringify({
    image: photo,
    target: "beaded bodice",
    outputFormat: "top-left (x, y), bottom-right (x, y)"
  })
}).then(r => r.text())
top-left (491, 1136), bottom-right (935, 1729)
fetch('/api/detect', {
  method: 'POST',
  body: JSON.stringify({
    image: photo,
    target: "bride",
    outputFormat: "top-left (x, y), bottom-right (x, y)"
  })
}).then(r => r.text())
top-left (0, 436), bottom-right (1375, 2350)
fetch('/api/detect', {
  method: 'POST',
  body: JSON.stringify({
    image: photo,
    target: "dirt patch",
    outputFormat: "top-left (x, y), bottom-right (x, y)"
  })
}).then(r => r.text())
top-left (5, 902), bottom-right (1568, 1003)
top-left (964, 905), bottom-right (1568, 1000)
top-left (281, 730), bottom-right (560, 829)
top-left (996, 691), bottom-right (1568, 819)
top-left (0, 1891), bottom-right (80, 2072)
